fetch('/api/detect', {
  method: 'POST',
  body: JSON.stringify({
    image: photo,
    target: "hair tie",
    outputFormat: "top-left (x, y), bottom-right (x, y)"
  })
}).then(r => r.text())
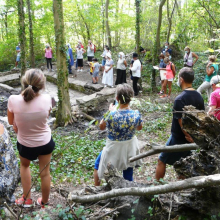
top-left (122, 95), bottom-right (126, 103)
top-left (28, 85), bottom-right (32, 88)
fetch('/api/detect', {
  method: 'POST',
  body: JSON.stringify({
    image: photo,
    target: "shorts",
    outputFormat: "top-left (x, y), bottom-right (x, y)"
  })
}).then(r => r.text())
top-left (93, 71), bottom-right (99, 78)
top-left (102, 59), bottom-right (106, 66)
top-left (16, 56), bottom-right (20, 62)
top-left (88, 56), bottom-right (94, 62)
top-left (167, 78), bottom-right (173, 82)
top-left (94, 151), bottom-right (133, 181)
top-left (17, 137), bottom-right (55, 161)
top-left (159, 135), bottom-right (191, 165)
top-left (160, 70), bottom-right (166, 81)
top-left (77, 59), bottom-right (83, 67)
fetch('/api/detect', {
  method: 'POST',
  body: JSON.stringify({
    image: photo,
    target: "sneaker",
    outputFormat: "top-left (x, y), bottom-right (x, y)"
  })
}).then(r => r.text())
top-left (15, 195), bottom-right (33, 207)
top-left (51, 69), bottom-right (54, 72)
top-left (158, 91), bottom-right (163, 94)
top-left (77, 69), bottom-right (79, 72)
top-left (47, 69), bottom-right (50, 72)
top-left (104, 85), bottom-right (107, 88)
top-left (111, 86), bottom-right (114, 88)
top-left (37, 197), bottom-right (49, 208)
top-left (80, 69), bottom-right (82, 72)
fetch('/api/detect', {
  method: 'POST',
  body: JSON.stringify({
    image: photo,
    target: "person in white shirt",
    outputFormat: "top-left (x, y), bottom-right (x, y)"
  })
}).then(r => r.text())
top-left (130, 53), bottom-right (141, 96)
top-left (76, 45), bottom-right (86, 72)
top-left (87, 40), bottom-right (95, 61)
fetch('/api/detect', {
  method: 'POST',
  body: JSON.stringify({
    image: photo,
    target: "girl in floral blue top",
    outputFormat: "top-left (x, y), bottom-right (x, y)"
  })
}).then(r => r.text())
top-left (94, 84), bottom-right (143, 186)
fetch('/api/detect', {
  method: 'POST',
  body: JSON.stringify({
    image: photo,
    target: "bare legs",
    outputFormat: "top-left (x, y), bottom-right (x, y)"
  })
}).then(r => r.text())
top-left (155, 159), bottom-right (166, 181)
top-left (94, 169), bottom-right (100, 186)
top-left (19, 156), bottom-right (31, 199)
top-left (19, 153), bottom-right (52, 203)
top-left (38, 154), bottom-right (52, 204)
top-left (161, 80), bottom-right (172, 97)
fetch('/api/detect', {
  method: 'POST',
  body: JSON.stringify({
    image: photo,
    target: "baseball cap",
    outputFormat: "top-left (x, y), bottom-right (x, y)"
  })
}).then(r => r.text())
top-left (210, 75), bottom-right (220, 86)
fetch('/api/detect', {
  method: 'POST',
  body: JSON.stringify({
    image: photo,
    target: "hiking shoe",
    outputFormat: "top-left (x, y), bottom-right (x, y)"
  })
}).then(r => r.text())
top-left (37, 197), bottom-right (49, 208)
top-left (15, 195), bottom-right (33, 207)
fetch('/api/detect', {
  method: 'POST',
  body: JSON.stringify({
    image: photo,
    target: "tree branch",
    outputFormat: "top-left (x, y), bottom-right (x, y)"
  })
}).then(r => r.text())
top-left (129, 143), bottom-right (198, 163)
top-left (196, 0), bottom-right (219, 28)
top-left (69, 174), bottom-right (220, 203)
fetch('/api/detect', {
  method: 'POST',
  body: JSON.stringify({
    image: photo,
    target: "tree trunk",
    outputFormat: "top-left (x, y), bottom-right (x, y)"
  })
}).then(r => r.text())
top-left (26, 0), bottom-right (35, 68)
top-left (166, 0), bottom-right (176, 43)
top-left (135, 0), bottom-right (141, 56)
top-left (105, 0), bottom-right (112, 49)
top-left (17, 0), bottom-right (26, 75)
top-left (76, 3), bottom-right (91, 41)
top-left (53, 0), bottom-right (72, 127)
top-left (114, 0), bottom-right (119, 47)
top-left (151, 0), bottom-right (166, 92)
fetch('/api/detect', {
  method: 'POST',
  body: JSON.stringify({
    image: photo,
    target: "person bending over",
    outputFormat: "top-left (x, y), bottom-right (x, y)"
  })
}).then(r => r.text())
top-left (94, 84), bottom-right (143, 186)
top-left (155, 67), bottom-right (205, 181)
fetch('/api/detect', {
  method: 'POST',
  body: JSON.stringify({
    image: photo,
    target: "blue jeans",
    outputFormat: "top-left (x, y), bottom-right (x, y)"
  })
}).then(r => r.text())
top-left (94, 151), bottom-right (133, 181)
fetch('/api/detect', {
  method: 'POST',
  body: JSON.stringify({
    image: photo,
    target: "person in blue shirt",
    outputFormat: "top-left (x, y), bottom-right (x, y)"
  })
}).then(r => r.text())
top-left (94, 84), bottom-right (143, 186)
top-left (15, 43), bottom-right (21, 68)
top-left (162, 42), bottom-right (172, 57)
top-left (67, 43), bottom-right (74, 76)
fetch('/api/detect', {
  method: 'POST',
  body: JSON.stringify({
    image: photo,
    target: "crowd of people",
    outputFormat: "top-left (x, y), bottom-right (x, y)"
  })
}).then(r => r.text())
top-left (8, 40), bottom-right (220, 208)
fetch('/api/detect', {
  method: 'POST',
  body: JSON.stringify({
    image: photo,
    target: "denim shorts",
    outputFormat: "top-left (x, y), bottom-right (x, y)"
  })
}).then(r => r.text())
top-left (16, 56), bottom-right (20, 62)
top-left (159, 135), bottom-right (191, 165)
top-left (102, 59), bottom-right (106, 66)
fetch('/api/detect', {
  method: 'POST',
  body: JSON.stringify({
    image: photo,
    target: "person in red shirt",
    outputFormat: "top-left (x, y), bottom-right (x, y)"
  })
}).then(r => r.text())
top-left (208, 75), bottom-right (220, 120)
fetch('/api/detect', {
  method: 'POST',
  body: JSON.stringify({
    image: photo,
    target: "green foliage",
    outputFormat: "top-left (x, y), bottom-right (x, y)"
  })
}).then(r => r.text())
top-left (11, 132), bottom-right (105, 186)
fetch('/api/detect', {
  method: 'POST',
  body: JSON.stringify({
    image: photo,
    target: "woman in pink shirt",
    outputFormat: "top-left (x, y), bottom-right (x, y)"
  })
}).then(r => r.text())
top-left (45, 44), bottom-right (53, 72)
top-left (7, 69), bottom-right (55, 208)
top-left (159, 57), bottom-right (176, 98)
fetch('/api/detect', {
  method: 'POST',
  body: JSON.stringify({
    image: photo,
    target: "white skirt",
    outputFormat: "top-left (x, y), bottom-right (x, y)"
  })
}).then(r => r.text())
top-left (102, 66), bottom-right (113, 86)
top-left (98, 136), bottom-right (142, 179)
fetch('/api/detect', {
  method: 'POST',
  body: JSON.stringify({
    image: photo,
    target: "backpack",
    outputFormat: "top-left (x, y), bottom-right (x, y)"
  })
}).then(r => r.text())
top-left (94, 44), bottom-right (96, 53)
top-left (170, 62), bottom-right (176, 77)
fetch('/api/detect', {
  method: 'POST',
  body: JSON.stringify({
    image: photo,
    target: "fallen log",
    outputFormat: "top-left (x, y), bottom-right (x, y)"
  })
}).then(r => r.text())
top-left (129, 143), bottom-right (198, 162)
top-left (69, 173), bottom-right (220, 203)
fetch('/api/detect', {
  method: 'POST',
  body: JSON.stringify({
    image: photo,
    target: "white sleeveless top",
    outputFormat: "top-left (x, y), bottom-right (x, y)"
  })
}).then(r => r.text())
top-left (184, 52), bottom-right (193, 66)
top-left (117, 59), bottom-right (126, 70)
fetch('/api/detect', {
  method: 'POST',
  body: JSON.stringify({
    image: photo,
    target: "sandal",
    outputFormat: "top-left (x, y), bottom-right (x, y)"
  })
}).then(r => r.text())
top-left (160, 94), bottom-right (167, 98)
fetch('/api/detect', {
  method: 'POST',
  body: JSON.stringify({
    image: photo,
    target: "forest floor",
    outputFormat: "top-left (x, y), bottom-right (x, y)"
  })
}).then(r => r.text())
top-left (3, 57), bottom-right (210, 219)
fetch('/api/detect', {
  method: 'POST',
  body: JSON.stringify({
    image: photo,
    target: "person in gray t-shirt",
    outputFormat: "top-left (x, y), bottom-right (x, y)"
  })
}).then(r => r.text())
top-left (92, 58), bottom-right (100, 84)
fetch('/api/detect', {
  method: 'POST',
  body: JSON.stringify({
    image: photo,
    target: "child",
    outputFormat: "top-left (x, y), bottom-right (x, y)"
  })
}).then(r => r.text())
top-left (94, 84), bottom-right (143, 186)
top-left (92, 58), bottom-right (100, 84)
top-left (158, 54), bottom-right (167, 95)
top-left (88, 60), bottom-right (94, 76)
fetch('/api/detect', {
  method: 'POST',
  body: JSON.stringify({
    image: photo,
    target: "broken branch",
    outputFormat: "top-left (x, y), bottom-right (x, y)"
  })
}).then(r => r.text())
top-left (129, 143), bottom-right (198, 162)
top-left (69, 174), bottom-right (220, 203)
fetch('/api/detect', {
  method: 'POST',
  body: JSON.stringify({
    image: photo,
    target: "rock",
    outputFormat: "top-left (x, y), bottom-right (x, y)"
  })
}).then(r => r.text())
top-left (0, 73), bottom-right (21, 87)
top-left (44, 71), bottom-right (104, 94)
top-left (76, 87), bottom-right (116, 113)
top-left (0, 207), bottom-right (15, 220)
top-left (48, 117), bottom-right (56, 129)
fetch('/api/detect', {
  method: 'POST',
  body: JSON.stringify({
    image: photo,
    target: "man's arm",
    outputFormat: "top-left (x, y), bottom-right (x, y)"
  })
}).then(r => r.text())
top-left (178, 118), bottom-right (194, 143)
